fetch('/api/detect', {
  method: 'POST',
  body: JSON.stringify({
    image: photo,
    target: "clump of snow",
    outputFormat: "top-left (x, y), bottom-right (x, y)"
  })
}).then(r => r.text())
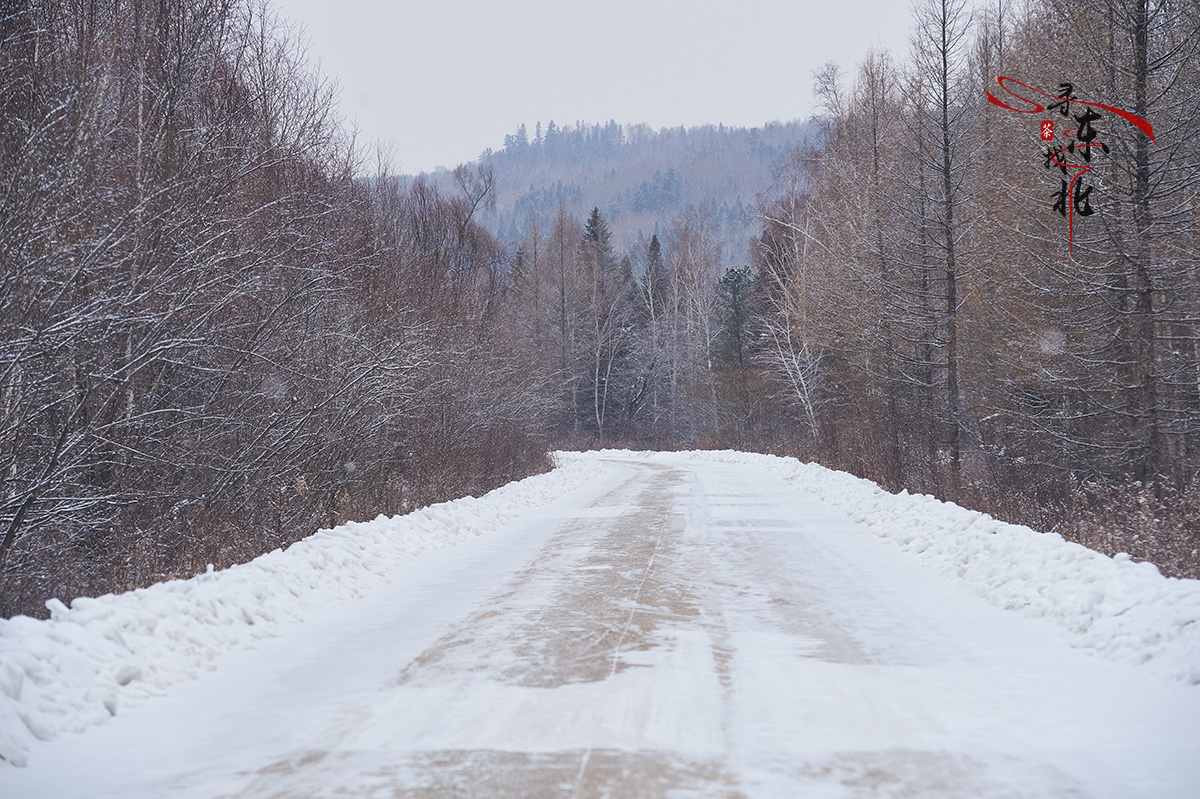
top-left (0, 456), bottom-right (601, 767)
top-left (663, 449), bottom-right (1200, 686)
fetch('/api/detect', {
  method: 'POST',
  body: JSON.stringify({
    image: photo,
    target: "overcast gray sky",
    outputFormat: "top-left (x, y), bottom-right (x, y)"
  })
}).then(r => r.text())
top-left (270, 0), bottom-right (917, 174)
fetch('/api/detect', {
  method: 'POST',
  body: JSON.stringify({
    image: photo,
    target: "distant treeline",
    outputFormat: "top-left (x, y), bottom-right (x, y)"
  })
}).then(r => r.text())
top-left (426, 119), bottom-right (815, 267)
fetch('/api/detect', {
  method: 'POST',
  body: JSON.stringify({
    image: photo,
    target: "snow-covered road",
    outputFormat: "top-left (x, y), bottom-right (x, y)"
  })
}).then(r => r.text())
top-left (2, 453), bottom-right (1199, 797)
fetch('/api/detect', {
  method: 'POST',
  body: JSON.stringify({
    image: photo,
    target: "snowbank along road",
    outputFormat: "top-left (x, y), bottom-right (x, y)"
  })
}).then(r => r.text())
top-left (1, 451), bottom-right (1199, 797)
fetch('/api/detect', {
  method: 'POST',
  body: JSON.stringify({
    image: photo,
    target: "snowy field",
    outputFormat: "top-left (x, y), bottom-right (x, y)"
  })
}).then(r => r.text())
top-left (1, 450), bottom-right (1198, 797)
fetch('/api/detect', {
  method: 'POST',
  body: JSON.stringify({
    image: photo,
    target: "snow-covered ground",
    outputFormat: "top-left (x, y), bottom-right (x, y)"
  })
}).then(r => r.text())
top-left (672, 450), bottom-right (1200, 684)
top-left (1, 451), bottom-right (1198, 797)
top-left (0, 456), bottom-right (607, 768)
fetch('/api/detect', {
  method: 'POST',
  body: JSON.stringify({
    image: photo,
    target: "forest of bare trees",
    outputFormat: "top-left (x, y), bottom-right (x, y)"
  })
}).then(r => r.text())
top-left (754, 0), bottom-right (1200, 577)
top-left (2, 0), bottom-right (1196, 618)
top-left (497, 0), bottom-right (1199, 580)
top-left (0, 0), bottom-right (555, 617)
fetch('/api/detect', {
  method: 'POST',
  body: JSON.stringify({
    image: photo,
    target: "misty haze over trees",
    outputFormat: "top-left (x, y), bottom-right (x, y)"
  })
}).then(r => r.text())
top-left (435, 119), bottom-right (812, 268)
top-left (1, 0), bottom-right (1197, 618)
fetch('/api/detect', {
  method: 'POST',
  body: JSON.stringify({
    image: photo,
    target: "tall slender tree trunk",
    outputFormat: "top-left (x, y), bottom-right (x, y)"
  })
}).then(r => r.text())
top-left (938, 1), bottom-right (962, 495)
top-left (1130, 0), bottom-right (1160, 482)
top-left (555, 204), bottom-right (576, 435)
top-left (917, 144), bottom-right (939, 477)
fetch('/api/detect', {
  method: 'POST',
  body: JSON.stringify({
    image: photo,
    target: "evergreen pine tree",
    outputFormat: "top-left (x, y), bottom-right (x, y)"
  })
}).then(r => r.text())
top-left (644, 233), bottom-right (668, 317)
top-left (715, 267), bottom-right (754, 367)
top-left (584, 207), bottom-right (615, 271)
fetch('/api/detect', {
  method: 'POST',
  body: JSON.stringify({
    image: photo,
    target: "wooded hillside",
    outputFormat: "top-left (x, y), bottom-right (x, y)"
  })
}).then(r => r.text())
top-left (425, 119), bottom-right (814, 268)
top-left (0, 0), bottom-right (555, 616)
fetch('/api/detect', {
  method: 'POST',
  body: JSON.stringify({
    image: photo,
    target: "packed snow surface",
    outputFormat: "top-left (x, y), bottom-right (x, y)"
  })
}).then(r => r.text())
top-left (0, 450), bottom-right (1197, 798)
top-left (671, 450), bottom-right (1200, 684)
top-left (0, 456), bottom-right (605, 767)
